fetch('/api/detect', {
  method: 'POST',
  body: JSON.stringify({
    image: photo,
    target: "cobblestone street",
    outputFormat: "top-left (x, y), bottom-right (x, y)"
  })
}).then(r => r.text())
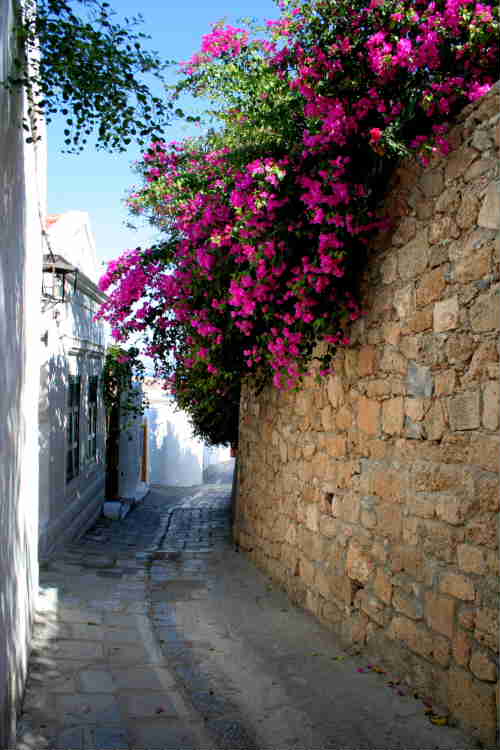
top-left (16, 484), bottom-right (476, 750)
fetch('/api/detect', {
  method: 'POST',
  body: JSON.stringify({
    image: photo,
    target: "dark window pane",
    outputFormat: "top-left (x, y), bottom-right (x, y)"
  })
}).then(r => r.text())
top-left (87, 376), bottom-right (99, 462)
top-left (67, 374), bottom-right (81, 480)
top-left (89, 376), bottom-right (98, 404)
top-left (66, 449), bottom-right (73, 481)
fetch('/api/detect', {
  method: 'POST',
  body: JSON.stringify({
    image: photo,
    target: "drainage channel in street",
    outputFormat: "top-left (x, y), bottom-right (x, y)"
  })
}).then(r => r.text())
top-left (146, 495), bottom-right (260, 750)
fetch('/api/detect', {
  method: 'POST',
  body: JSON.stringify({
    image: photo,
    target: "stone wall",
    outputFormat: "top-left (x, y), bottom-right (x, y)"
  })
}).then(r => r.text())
top-left (0, 0), bottom-right (44, 744)
top-left (234, 85), bottom-right (499, 745)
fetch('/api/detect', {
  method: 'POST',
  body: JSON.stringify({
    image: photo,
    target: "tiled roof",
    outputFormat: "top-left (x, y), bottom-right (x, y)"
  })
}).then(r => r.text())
top-left (46, 214), bottom-right (62, 228)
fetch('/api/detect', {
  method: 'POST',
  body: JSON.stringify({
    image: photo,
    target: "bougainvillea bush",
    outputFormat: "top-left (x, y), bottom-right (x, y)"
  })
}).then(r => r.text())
top-left (97, 0), bottom-right (499, 445)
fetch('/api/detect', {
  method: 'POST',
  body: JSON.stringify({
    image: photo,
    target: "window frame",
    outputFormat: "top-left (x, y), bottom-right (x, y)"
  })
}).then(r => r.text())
top-left (66, 374), bottom-right (81, 482)
top-left (86, 374), bottom-right (99, 463)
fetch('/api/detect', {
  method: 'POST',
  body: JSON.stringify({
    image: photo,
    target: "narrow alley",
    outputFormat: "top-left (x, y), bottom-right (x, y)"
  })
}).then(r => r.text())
top-left (17, 483), bottom-right (476, 750)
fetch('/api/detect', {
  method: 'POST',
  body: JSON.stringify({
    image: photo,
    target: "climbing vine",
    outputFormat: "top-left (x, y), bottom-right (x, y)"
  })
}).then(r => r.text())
top-left (102, 345), bottom-right (147, 423)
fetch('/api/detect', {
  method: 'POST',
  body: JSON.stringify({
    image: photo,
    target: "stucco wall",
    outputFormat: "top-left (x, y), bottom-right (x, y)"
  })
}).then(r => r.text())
top-left (235, 86), bottom-right (499, 745)
top-left (0, 0), bottom-right (44, 743)
top-left (145, 382), bottom-right (204, 486)
top-left (118, 386), bottom-right (145, 498)
top-left (39, 274), bottom-right (107, 560)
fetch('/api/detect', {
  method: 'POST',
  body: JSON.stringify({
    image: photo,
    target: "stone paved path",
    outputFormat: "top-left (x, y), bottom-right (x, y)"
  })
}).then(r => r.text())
top-left (16, 483), bottom-right (477, 750)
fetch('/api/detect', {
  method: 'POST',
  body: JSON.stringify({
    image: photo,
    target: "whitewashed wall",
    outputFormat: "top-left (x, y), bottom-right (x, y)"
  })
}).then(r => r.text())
top-left (45, 210), bottom-right (99, 280)
top-left (146, 393), bottom-right (204, 486)
top-left (0, 0), bottom-right (44, 743)
top-left (118, 386), bottom-right (145, 498)
top-left (202, 444), bottom-right (232, 470)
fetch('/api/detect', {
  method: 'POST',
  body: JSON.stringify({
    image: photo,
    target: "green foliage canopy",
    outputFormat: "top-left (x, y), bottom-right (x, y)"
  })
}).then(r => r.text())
top-left (6, 0), bottom-right (171, 151)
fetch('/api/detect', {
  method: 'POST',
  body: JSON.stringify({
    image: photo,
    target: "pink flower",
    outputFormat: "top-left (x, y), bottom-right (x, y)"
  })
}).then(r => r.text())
top-left (467, 81), bottom-right (493, 101)
top-left (369, 127), bottom-right (383, 142)
top-left (97, 0), bottom-right (499, 433)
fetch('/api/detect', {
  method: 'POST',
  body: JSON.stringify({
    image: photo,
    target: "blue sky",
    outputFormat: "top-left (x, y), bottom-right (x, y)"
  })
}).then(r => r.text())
top-left (48, 0), bottom-right (279, 271)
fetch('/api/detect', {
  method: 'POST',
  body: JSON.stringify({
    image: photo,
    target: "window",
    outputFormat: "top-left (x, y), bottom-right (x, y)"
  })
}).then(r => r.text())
top-left (66, 375), bottom-right (81, 481)
top-left (87, 375), bottom-right (98, 462)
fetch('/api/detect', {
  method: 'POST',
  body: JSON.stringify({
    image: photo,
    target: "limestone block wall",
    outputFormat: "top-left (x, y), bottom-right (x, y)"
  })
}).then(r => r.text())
top-left (235, 85), bottom-right (499, 745)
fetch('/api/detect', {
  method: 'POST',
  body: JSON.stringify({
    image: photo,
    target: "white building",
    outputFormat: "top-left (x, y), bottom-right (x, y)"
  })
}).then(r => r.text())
top-left (0, 0), bottom-right (44, 743)
top-left (117, 384), bottom-right (147, 500)
top-left (144, 378), bottom-right (233, 486)
top-left (145, 379), bottom-right (205, 486)
top-left (102, 383), bottom-right (150, 521)
top-left (202, 443), bottom-right (233, 477)
top-left (39, 211), bottom-right (107, 560)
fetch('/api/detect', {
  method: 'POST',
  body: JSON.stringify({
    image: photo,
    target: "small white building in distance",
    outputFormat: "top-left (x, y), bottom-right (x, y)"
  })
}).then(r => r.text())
top-left (39, 211), bottom-right (107, 560)
top-left (144, 378), bottom-right (233, 486)
top-left (145, 378), bottom-right (205, 486)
